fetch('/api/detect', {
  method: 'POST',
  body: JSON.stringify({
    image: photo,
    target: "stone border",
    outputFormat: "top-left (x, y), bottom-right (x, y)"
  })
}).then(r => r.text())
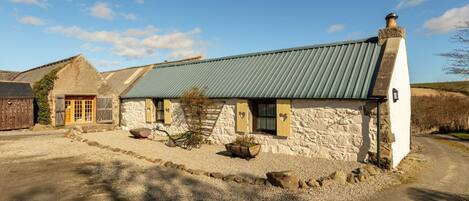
top-left (65, 129), bottom-right (383, 191)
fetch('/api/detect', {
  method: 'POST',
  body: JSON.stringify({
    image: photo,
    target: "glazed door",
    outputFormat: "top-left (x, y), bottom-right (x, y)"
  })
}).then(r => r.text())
top-left (64, 96), bottom-right (95, 125)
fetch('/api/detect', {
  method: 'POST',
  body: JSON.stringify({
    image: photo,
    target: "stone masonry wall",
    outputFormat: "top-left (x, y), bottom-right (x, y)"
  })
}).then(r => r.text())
top-left (121, 98), bottom-right (377, 162)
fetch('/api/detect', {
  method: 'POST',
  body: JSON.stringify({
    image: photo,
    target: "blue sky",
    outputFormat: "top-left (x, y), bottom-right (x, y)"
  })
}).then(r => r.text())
top-left (0, 0), bottom-right (468, 83)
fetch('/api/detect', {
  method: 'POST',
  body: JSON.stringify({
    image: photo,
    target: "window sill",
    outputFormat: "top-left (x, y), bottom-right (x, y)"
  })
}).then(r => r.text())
top-left (248, 131), bottom-right (288, 139)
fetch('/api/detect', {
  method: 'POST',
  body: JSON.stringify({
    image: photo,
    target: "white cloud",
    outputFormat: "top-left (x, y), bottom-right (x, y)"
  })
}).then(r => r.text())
top-left (11, 0), bottom-right (47, 8)
top-left (121, 13), bottom-right (137, 20)
top-left (89, 2), bottom-right (113, 20)
top-left (396, 0), bottom-right (424, 9)
top-left (96, 60), bottom-right (120, 67)
top-left (423, 4), bottom-right (469, 34)
top-left (124, 25), bottom-right (158, 37)
top-left (327, 24), bottom-right (345, 33)
top-left (18, 16), bottom-right (45, 26)
top-left (135, 0), bottom-right (144, 4)
top-left (81, 43), bottom-right (103, 52)
top-left (47, 25), bottom-right (204, 59)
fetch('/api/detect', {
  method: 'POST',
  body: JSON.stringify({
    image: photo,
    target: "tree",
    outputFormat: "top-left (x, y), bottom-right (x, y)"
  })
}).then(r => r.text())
top-left (439, 22), bottom-right (469, 76)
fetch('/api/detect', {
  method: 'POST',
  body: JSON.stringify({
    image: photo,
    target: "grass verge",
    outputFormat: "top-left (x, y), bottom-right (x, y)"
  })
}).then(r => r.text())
top-left (451, 133), bottom-right (469, 141)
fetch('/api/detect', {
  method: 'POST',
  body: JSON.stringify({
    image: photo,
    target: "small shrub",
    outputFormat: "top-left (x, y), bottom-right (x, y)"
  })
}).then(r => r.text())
top-left (233, 135), bottom-right (258, 147)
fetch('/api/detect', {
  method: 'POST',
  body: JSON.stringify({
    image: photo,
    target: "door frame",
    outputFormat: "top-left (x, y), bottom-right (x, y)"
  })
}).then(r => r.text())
top-left (64, 95), bottom-right (96, 125)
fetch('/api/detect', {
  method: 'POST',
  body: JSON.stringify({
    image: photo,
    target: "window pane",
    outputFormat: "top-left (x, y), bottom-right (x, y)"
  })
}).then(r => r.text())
top-left (267, 104), bottom-right (275, 116)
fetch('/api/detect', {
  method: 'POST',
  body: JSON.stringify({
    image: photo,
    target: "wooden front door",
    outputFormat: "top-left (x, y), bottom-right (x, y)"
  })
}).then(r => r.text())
top-left (65, 96), bottom-right (95, 125)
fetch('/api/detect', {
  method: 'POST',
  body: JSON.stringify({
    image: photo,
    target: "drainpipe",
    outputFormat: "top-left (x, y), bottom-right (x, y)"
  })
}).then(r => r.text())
top-left (376, 99), bottom-right (381, 168)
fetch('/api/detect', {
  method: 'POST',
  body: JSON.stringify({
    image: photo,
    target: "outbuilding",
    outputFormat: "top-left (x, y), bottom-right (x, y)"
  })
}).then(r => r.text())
top-left (121, 14), bottom-right (410, 168)
top-left (0, 81), bottom-right (34, 130)
top-left (13, 55), bottom-right (119, 127)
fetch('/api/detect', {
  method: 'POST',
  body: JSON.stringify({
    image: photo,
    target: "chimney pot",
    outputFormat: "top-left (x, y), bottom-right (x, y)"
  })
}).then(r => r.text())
top-left (385, 13), bottom-right (398, 28)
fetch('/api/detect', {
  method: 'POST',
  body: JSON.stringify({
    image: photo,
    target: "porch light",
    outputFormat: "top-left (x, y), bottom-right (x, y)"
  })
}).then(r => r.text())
top-left (392, 88), bottom-right (399, 102)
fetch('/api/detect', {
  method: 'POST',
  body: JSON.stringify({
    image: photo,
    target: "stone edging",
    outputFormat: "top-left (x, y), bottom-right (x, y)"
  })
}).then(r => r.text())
top-left (65, 130), bottom-right (383, 190)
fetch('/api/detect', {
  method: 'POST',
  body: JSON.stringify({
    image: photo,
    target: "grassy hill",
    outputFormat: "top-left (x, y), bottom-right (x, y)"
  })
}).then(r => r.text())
top-left (411, 81), bottom-right (469, 96)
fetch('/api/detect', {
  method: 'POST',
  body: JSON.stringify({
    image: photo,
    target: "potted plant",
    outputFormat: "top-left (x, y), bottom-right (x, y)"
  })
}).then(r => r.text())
top-left (225, 135), bottom-right (261, 159)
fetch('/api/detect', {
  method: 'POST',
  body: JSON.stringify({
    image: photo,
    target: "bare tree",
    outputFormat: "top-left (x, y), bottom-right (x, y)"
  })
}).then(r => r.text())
top-left (439, 22), bottom-right (469, 76)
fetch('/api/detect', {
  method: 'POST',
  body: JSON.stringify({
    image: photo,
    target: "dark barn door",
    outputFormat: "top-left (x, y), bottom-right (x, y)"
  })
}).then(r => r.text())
top-left (96, 97), bottom-right (113, 123)
top-left (55, 95), bottom-right (65, 126)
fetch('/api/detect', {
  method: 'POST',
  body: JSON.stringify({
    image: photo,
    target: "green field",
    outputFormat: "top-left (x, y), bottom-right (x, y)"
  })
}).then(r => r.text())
top-left (411, 81), bottom-right (469, 96)
top-left (451, 133), bottom-right (469, 141)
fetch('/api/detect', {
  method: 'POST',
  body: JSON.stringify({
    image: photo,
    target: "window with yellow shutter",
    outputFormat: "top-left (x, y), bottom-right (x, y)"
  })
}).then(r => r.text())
top-left (252, 99), bottom-right (276, 134)
top-left (154, 99), bottom-right (164, 122)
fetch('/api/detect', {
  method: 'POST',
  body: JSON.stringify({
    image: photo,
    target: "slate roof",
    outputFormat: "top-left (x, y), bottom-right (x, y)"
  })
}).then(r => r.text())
top-left (0, 81), bottom-right (34, 98)
top-left (102, 65), bottom-right (153, 96)
top-left (0, 70), bottom-right (19, 81)
top-left (123, 37), bottom-right (385, 99)
top-left (13, 55), bottom-right (79, 85)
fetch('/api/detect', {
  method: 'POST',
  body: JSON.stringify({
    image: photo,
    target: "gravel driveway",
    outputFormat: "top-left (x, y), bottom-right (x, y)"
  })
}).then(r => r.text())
top-left (368, 135), bottom-right (469, 201)
top-left (81, 130), bottom-right (367, 181)
top-left (0, 131), bottom-right (395, 201)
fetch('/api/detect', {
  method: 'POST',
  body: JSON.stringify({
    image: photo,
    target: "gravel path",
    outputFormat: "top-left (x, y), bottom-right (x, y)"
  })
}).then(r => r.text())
top-left (0, 131), bottom-right (396, 201)
top-left (82, 130), bottom-right (366, 181)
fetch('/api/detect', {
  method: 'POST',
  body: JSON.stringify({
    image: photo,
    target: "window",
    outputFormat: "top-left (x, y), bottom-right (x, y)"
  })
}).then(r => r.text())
top-left (154, 99), bottom-right (164, 122)
top-left (252, 100), bottom-right (276, 134)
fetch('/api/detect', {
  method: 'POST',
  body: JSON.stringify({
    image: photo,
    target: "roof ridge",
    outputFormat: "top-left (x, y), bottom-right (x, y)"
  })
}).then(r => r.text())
top-left (102, 64), bottom-right (153, 73)
top-left (18, 54), bottom-right (81, 74)
top-left (155, 37), bottom-right (378, 69)
top-left (102, 56), bottom-right (203, 73)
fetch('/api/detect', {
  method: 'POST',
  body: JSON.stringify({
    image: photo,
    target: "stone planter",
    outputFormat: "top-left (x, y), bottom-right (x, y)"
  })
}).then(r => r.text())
top-left (130, 128), bottom-right (151, 138)
top-left (225, 143), bottom-right (261, 158)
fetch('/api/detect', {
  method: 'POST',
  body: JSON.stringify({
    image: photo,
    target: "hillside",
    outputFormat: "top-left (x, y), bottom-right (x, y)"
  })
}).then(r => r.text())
top-left (411, 81), bottom-right (469, 96)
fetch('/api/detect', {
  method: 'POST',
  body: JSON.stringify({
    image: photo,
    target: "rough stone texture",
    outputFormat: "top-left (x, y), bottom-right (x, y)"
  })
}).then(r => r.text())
top-left (266, 171), bottom-right (299, 190)
top-left (330, 170), bottom-right (347, 184)
top-left (378, 27), bottom-right (406, 45)
top-left (306, 178), bottom-right (320, 187)
top-left (49, 56), bottom-right (120, 126)
top-left (129, 128), bottom-right (151, 138)
top-left (121, 98), bottom-right (377, 162)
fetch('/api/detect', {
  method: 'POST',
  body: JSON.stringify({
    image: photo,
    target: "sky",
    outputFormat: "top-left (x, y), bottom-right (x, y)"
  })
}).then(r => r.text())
top-left (0, 0), bottom-right (468, 83)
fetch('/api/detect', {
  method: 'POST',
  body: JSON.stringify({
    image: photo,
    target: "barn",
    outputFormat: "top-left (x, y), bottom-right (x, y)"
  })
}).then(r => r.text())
top-left (12, 55), bottom-right (119, 127)
top-left (0, 81), bottom-right (34, 130)
top-left (120, 14), bottom-right (410, 168)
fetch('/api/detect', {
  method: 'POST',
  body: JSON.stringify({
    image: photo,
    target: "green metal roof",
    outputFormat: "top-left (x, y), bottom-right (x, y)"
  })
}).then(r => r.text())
top-left (123, 37), bottom-right (384, 99)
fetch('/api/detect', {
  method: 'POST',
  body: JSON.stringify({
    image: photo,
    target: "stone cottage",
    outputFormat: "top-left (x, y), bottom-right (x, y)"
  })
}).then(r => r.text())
top-left (120, 13), bottom-right (410, 168)
top-left (13, 55), bottom-right (119, 126)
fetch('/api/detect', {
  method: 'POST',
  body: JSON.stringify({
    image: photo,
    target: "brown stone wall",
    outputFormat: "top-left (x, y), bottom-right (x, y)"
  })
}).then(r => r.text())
top-left (49, 56), bottom-right (119, 126)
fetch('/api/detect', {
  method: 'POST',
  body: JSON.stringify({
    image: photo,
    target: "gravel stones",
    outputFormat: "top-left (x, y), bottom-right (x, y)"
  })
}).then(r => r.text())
top-left (254, 178), bottom-right (267, 185)
top-left (210, 172), bottom-right (224, 179)
top-left (306, 178), bottom-right (320, 188)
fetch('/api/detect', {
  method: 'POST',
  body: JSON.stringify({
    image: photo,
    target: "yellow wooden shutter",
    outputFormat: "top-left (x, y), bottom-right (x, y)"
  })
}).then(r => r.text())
top-left (236, 99), bottom-right (249, 133)
top-left (145, 99), bottom-right (154, 123)
top-left (163, 99), bottom-right (172, 124)
top-left (276, 99), bottom-right (291, 137)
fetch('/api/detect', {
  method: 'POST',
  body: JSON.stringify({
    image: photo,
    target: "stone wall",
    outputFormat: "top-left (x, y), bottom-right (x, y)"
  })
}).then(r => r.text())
top-left (121, 98), bottom-right (377, 162)
top-left (49, 56), bottom-right (120, 126)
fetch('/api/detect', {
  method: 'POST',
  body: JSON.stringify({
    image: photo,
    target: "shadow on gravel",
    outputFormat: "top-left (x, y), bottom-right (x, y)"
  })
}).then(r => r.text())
top-left (76, 161), bottom-right (303, 201)
top-left (2, 154), bottom-right (303, 200)
top-left (406, 187), bottom-right (469, 201)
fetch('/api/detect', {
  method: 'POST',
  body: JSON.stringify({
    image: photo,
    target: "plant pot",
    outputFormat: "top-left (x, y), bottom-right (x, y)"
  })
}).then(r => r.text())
top-left (225, 143), bottom-right (261, 158)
